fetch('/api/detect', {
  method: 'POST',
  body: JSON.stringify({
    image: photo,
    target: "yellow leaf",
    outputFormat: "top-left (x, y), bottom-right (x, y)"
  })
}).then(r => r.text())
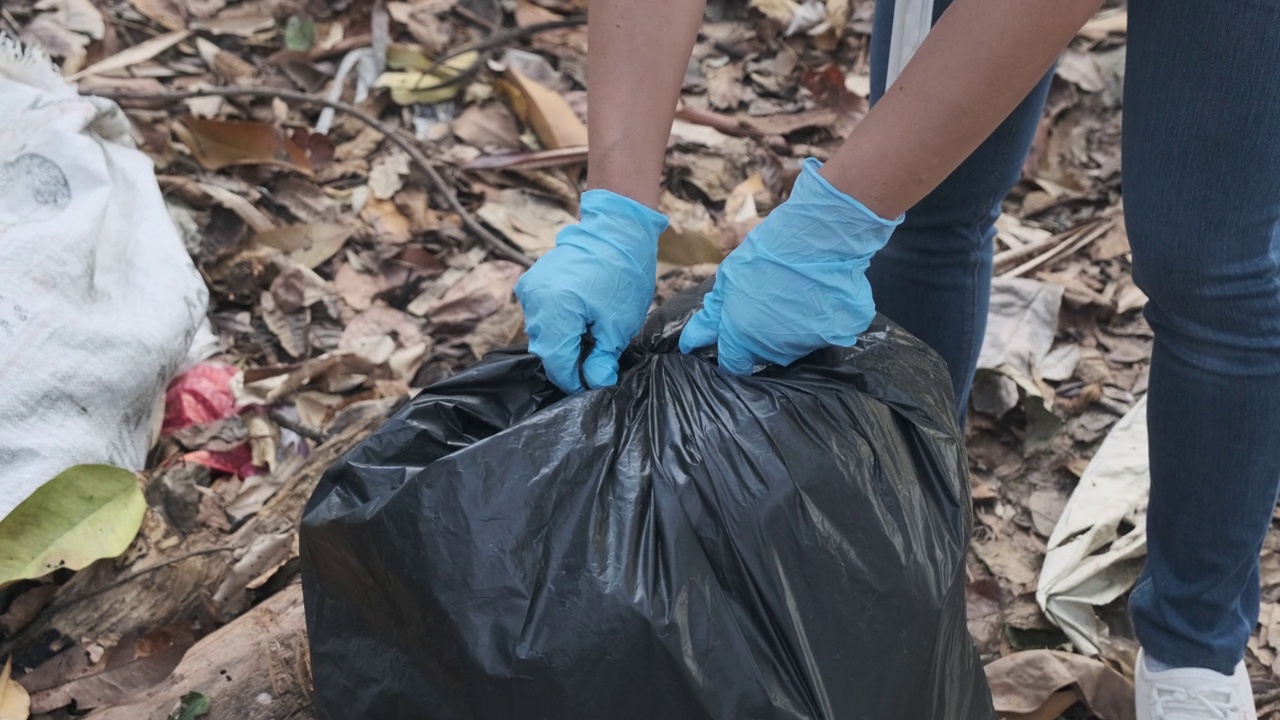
top-left (749, 0), bottom-right (798, 24)
top-left (0, 465), bottom-right (146, 588)
top-left (0, 658), bottom-right (30, 720)
top-left (374, 51), bottom-right (478, 106)
top-left (494, 68), bottom-right (588, 150)
top-left (0, 659), bottom-right (29, 720)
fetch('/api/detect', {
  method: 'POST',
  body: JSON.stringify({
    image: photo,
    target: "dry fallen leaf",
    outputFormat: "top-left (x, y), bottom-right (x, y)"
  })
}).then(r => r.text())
top-left (24, 637), bottom-right (192, 714)
top-left (339, 305), bottom-right (427, 360)
top-left (986, 650), bottom-right (1135, 720)
top-left (750, 0), bottom-right (799, 25)
top-left (175, 117), bottom-right (314, 175)
top-left (706, 62), bottom-right (745, 111)
top-left (260, 290), bottom-right (310, 358)
top-left (129, 0), bottom-right (186, 30)
top-left (1056, 48), bottom-right (1106, 93)
top-left (0, 658), bottom-right (29, 720)
top-left (453, 103), bottom-right (524, 154)
top-left (195, 37), bottom-right (256, 84)
top-left (255, 222), bottom-right (354, 269)
top-left (495, 68), bottom-right (589, 150)
top-left (475, 189), bottom-right (575, 257)
top-left (333, 262), bottom-right (387, 311)
top-left (368, 147), bottom-right (412, 200)
top-left (426, 261), bottom-right (524, 329)
top-left (465, 301), bottom-right (526, 360)
top-left (658, 192), bottom-right (727, 266)
top-left (360, 197), bottom-right (413, 244)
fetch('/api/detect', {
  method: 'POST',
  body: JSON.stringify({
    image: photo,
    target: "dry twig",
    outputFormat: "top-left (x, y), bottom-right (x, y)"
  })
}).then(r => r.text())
top-left (97, 86), bottom-right (535, 267)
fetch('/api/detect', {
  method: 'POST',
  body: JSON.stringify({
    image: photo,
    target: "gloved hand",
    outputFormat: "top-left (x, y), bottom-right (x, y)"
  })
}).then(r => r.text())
top-left (514, 189), bottom-right (669, 393)
top-left (679, 158), bottom-right (903, 374)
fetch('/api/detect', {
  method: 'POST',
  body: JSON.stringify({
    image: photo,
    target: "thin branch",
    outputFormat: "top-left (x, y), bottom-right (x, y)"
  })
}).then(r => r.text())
top-left (269, 408), bottom-right (327, 444)
top-left (97, 86), bottom-right (533, 267)
top-left (45, 547), bottom-right (237, 614)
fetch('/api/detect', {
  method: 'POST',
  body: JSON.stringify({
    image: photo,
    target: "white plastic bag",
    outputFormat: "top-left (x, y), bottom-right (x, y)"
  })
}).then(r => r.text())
top-left (0, 38), bottom-right (209, 519)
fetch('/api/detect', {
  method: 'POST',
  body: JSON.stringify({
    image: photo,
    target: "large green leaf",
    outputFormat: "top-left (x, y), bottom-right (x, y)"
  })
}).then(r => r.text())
top-left (0, 465), bottom-right (146, 587)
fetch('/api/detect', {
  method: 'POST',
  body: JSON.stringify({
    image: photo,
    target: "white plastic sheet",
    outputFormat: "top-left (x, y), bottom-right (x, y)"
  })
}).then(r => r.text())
top-left (1037, 396), bottom-right (1150, 656)
top-left (0, 38), bottom-right (209, 519)
top-left (886, 0), bottom-right (934, 86)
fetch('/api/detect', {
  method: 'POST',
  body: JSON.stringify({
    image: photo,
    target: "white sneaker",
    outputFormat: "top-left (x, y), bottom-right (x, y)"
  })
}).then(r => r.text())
top-left (1135, 649), bottom-right (1257, 720)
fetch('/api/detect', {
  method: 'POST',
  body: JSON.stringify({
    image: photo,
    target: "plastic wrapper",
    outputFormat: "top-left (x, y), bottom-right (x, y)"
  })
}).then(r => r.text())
top-left (300, 283), bottom-right (993, 720)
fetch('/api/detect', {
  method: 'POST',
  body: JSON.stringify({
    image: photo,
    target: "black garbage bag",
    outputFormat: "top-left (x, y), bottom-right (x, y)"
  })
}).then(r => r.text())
top-left (300, 282), bottom-right (994, 720)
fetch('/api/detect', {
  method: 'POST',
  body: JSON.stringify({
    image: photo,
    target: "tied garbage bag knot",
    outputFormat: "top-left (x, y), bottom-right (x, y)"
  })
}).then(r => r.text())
top-left (300, 281), bottom-right (994, 720)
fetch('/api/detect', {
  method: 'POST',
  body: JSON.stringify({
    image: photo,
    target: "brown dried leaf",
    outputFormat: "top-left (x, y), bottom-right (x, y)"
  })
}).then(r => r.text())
top-left (658, 192), bottom-right (726, 265)
top-left (466, 301), bottom-right (526, 360)
top-left (966, 578), bottom-right (1002, 654)
top-left (387, 1), bottom-right (453, 55)
top-left (129, 0), bottom-right (187, 31)
top-left (368, 147), bottom-right (412, 200)
top-left (453, 103), bottom-right (523, 153)
top-left (272, 177), bottom-right (338, 223)
top-left (1079, 10), bottom-right (1127, 41)
top-left (475, 189), bottom-right (574, 257)
top-left (800, 64), bottom-right (867, 134)
top-left (0, 583), bottom-right (56, 636)
top-left (360, 197), bottom-right (413, 244)
top-left (986, 650), bottom-right (1135, 720)
top-left (334, 126), bottom-right (386, 163)
top-left (393, 187), bottom-right (440, 235)
top-left (496, 68), bottom-right (589, 150)
top-left (426, 261), bottom-right (524, 328)
top-left (1113, 277), bottom-right (1149, 316)
top-left (260, 291), bottom-right (310, 358)
top-left (195, 37), bottom-right (255, 83)
top-left (244, 411), bottom-right (279, 472)
top-left (24, 637), bottom-right (192, 714)
top-left (38, 0), bottom-right (104, 38)
top-left (21, 11), bottom-right (90, 72)
top-left (333, 262), bottom-right (387, 311)
top-left (706, 62), bottom-right (745, 111)
top-left (973, 528), bottom-right (1043, 590)
top-left (270, 258), bottom-right (335, 312)
top-left (750, 0), bottom-right (798, 25)
top-left (175, 117), bottom-right (313, 174)
top-left (1027, 488), bottom-right (1069, 538)
top-left (339, 305), bottom-right (426, 356)
top-left (239, 353), bottom-right (373, 404)
top-left (255, 222), bottom-right (355, 269)
top-left (1056, 49), bottom-right (1106, 93)
top-left (192, 5), bottom-right (276, 36)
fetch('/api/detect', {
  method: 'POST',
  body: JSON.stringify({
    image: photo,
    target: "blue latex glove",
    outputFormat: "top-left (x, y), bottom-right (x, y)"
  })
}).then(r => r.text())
top-left (679, 158), bottom-right (903, 374)
top-left (514, 189), bottom-right (669, 393)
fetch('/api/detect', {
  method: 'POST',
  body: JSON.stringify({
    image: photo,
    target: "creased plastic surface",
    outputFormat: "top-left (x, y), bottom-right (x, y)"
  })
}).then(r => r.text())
top-left (300, 282), bottom-right (994, 720)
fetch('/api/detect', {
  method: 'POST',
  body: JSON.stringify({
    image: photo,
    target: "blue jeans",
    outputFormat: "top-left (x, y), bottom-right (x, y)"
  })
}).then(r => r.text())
top-left (869, 0), bottom-right (1280, 676)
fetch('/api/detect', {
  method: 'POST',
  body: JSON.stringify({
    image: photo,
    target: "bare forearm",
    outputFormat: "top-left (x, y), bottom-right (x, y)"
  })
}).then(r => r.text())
top-left (821, 0), bottom-right (1102, 218)
top-left (584, 0), bottom-right (706, 208)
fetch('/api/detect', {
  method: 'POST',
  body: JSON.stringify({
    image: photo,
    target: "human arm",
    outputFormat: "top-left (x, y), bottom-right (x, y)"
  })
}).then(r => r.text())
top-left (822, 0), bottom-right (1104, 219)
top-left (680, 0), bottom-right (1104, 371)
top-left (513, 0), bottom-right (707, 392)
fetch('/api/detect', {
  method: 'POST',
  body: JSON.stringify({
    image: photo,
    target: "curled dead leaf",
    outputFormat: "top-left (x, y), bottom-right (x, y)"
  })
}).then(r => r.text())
top-left (495, 68), bottom-right (589, 150)
top-left (175, 117), bottom-right (313, 175)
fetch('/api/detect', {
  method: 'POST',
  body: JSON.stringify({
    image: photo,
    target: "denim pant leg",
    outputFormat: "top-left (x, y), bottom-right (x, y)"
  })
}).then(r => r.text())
top-left (868, 0), bottom-right (1053, 419)
top-left (1123, 0), bottom-right (1280, 675)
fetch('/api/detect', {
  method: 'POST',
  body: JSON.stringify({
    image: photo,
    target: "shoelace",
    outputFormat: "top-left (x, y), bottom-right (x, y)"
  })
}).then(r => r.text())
top-left (1151, 683), bottom-right (1242, 720)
